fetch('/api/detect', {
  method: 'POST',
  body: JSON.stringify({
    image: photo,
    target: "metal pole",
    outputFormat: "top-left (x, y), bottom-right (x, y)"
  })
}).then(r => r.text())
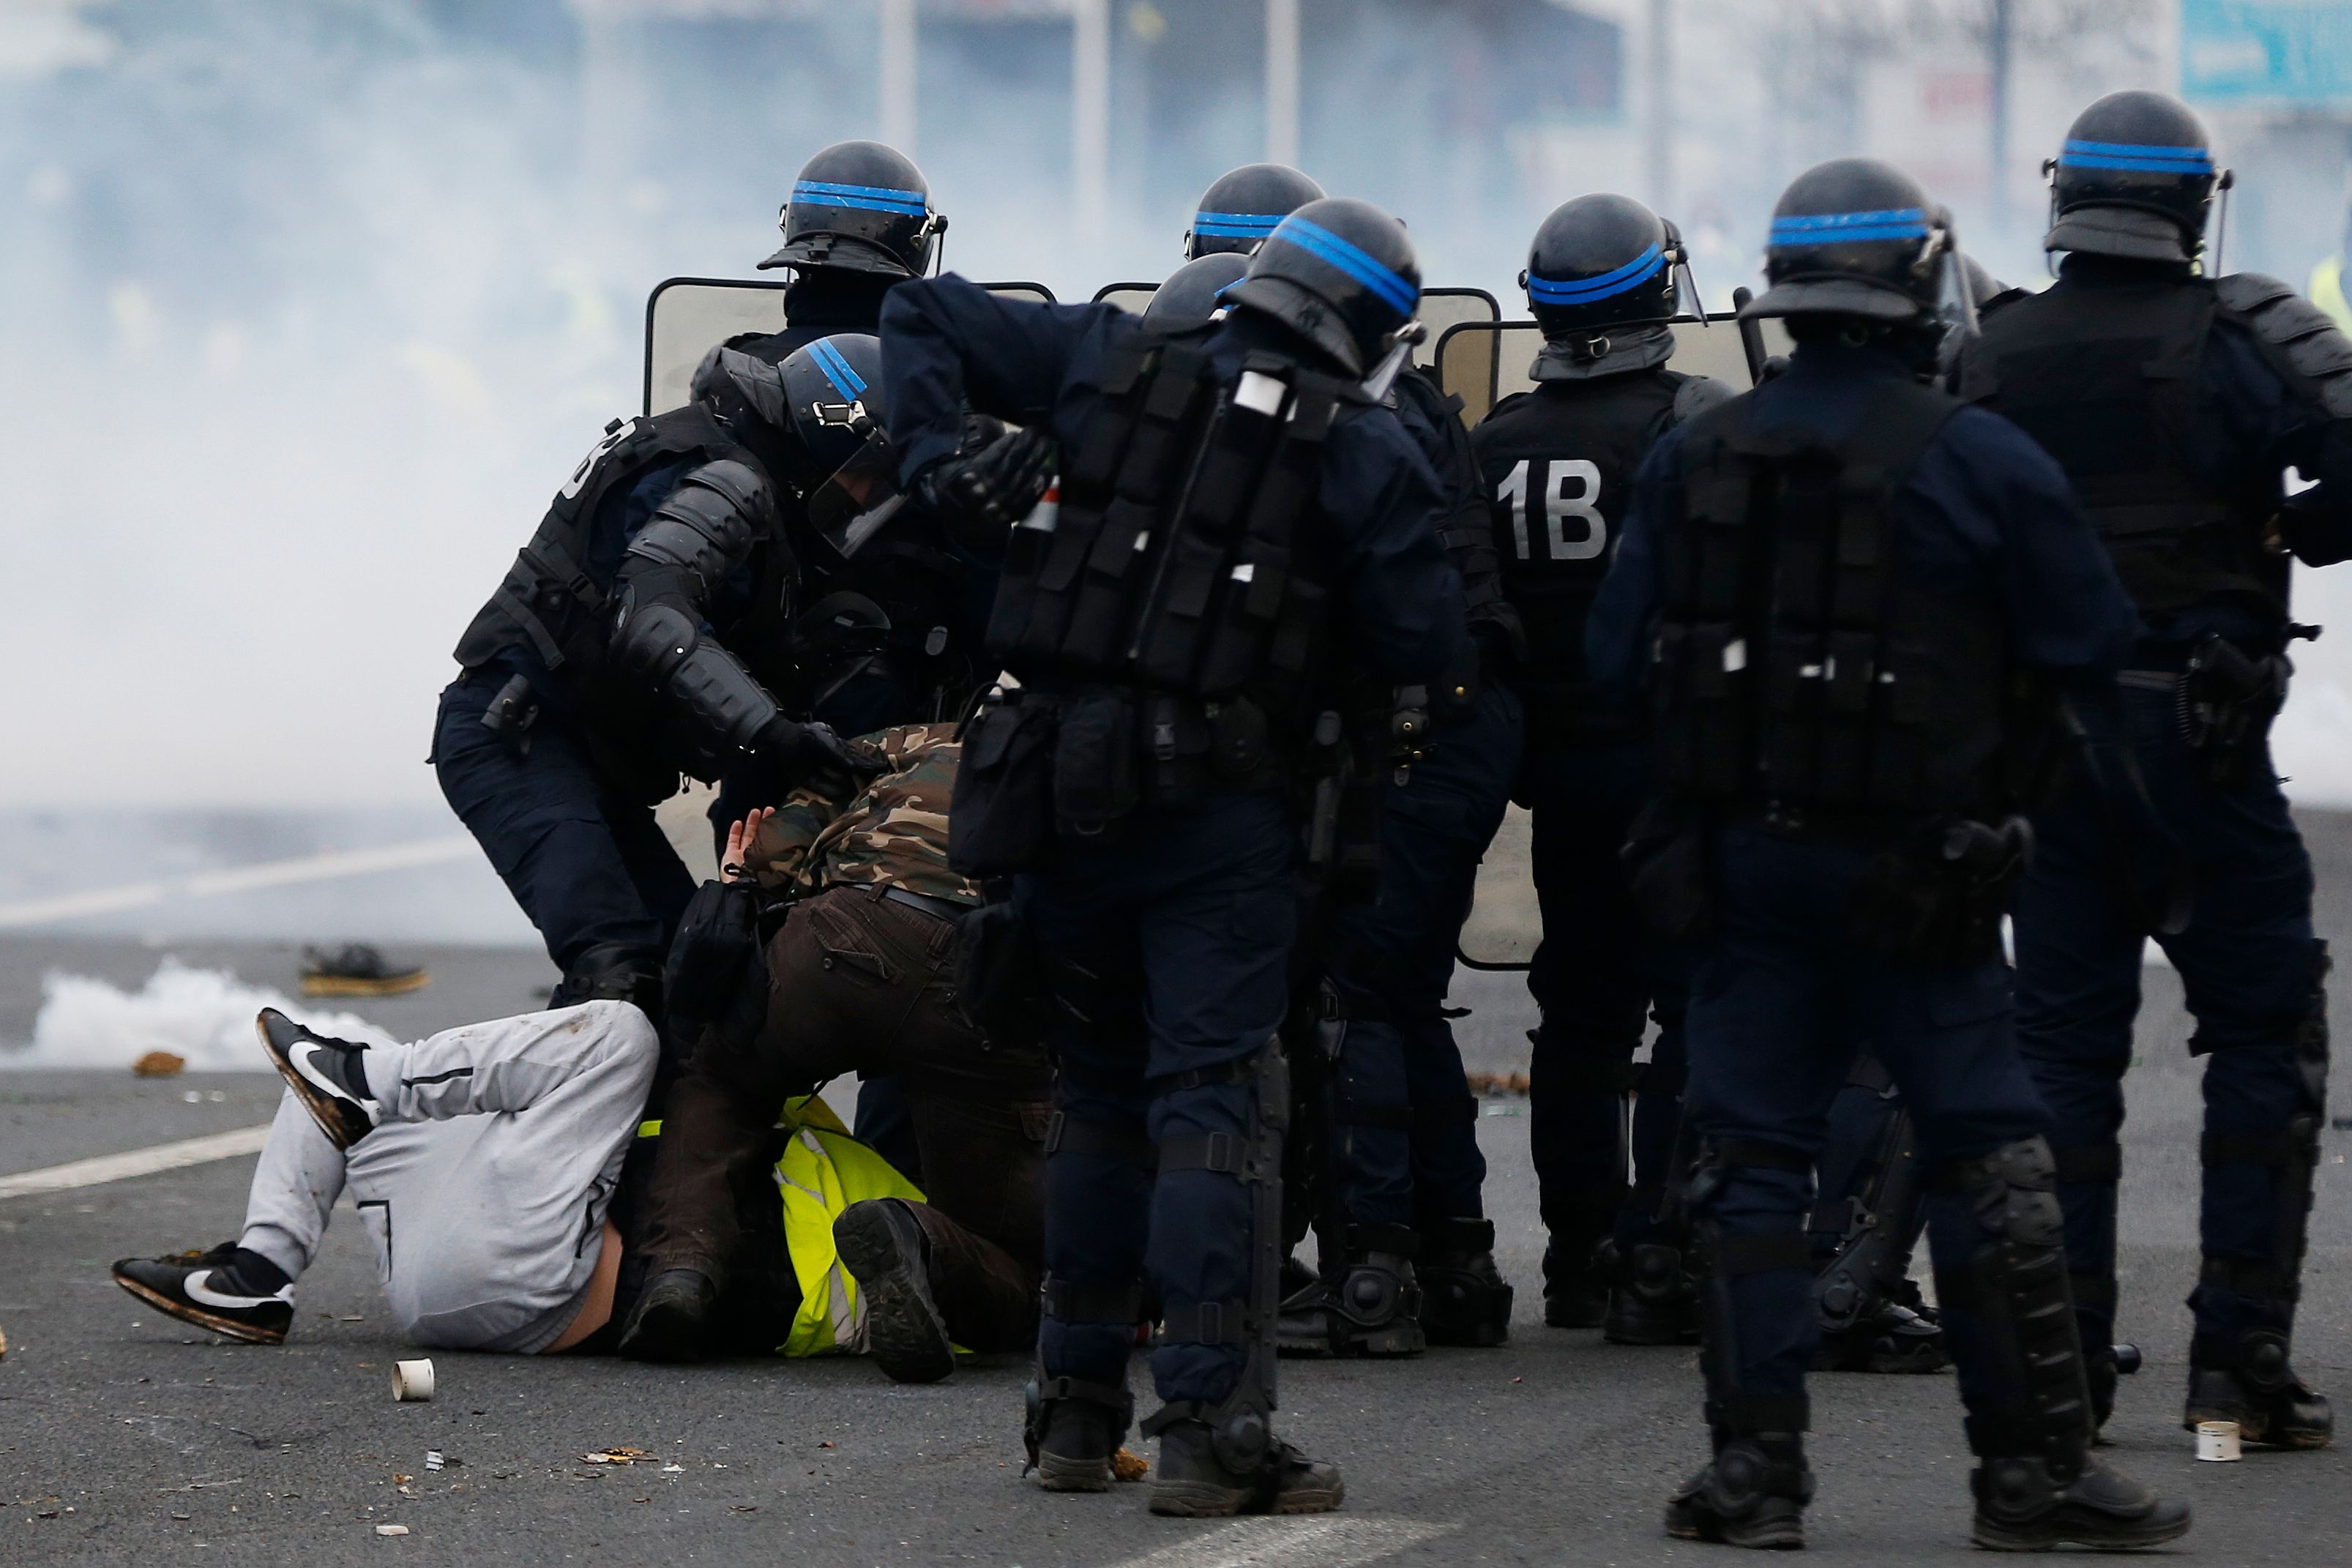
top-left (1073, 0), bottom-right (1110, 243)
top-left (1646, 0), bottom-right (1672, 212)
top-left (1266, 0), bottom-right (1301, 166)
top-left (1988, 0), bottom-right (2012, 230)
top-left (880, 0), bottom-right (918, 155)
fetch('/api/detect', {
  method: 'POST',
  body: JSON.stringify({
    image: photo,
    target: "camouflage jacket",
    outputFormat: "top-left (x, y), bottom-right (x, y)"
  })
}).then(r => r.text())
top-left (742, 723), bottom-right (978, 906)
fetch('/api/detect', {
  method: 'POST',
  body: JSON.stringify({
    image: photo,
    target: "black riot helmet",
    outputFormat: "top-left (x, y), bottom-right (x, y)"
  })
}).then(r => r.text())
top-left (1744, 157), bottom-right (1957, 325)
top-left (1143, 252), bottom-right (1249, 329)
top-left (2045, 91), bottom-right (2224, 264)
top-left (1522, 193), bottom-right (1685, 339)
top-left (1184, 163), bottom-right (1327, 258)
top-left (760, 141), bottom-right (945, 279)
top-left (775, 335), bottom-right (908, 563)
top-left (1222, 198), bottom-right (1422, 376)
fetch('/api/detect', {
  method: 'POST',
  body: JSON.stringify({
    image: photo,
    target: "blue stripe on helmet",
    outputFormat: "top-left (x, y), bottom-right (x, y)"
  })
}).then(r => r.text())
top-left (793, 179), bottom-right (929, 217)
top-left (1195, 210), bottom-right (1284, 235)
top-left (1528, 242), bottom-right (1666, 306)
top-left (1266, 216), bottom-right (1419, 317)
top-left (1769, 207), bottom-right (1930, 247)
top-left (808, 337), bottom-right (867, 400)
top-left (2059, 138), bottom-right (2214, 174)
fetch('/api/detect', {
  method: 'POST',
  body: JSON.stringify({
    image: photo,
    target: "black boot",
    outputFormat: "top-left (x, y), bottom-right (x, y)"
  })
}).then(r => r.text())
top-left (1146, 1415), bottom-right (1343, 1517)
top-left (1418, 1218), bottom-right (1513, 1348)
top-left (833, 1198), bottom-right (957, 1384)
top-left (1812, 1294), bottom-right (1946, 1373)
top-left (1605, 1242), bottom-right (1700, 1345)
top-left (1276, 1254), bottom-right (1336, 1356)
top-left (1543, 1235), bottom-right (1612, 1329)
top-left (2184, 1326), bottom-right (2333, 1449)
top-left (1026, 1375), bottom-right (1133, 1493)
top-left (1968, 1455), bottom-right (2191, 1551)
top-left (1664, 1431), bottom-right (1812, 1550)
top-left (616, 1269), bottom-right (717, 1363)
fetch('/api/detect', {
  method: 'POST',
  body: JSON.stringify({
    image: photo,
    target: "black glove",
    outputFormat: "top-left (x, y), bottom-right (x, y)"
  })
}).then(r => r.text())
top-left (911, 426), bottom-right (1058, 544)
top-left (754, 716), bottom-right (886, 794)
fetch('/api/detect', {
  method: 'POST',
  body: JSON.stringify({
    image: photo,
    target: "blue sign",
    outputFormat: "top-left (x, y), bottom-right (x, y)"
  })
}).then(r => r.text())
top-left (2184, 1), bottom-right (2352, 105)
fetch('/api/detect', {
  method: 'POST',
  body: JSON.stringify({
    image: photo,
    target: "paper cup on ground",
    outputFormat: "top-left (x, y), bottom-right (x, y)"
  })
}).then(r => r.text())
top-left (392, 1358), bottom-right (436, 1402)
top-left (2195, 1419), bottom-right (2240, 1461)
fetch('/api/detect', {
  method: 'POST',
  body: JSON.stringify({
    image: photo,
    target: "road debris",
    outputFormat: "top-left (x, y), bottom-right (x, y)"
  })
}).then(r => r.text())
top-left (423, 1451), bottom-right (445, 1472)
top-left (582, 1446), bottom-right (649, 1466)
top-left (1111, 1448), bottom-right (1149, 1482)
top-left (374, 1523), bottom-right (410, 1537)
top-left (134, 1050), bottom-right (186, 1077)
top-left (391, 1358), bottom-right (434, 1402)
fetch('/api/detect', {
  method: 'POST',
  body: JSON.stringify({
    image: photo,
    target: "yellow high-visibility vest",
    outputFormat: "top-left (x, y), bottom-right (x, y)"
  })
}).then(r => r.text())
top-left (635, 1092), bottom-right (926, 1358)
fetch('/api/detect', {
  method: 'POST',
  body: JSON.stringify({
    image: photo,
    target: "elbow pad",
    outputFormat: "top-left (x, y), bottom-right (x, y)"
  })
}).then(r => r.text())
top-left (611, 595), bottom-right (783, 753)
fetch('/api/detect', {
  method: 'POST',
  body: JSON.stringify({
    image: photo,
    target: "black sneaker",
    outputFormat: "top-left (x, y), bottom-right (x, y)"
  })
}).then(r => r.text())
top-left (113, 1243), bottom-right (293, 1345)
top-left (616, 1269), bottom-right (717, 1363)
top-left (1969, 1455), bottom-right (2191, 1550)
top-left (834, 1198), bottom-right (956, 1384)
top-left (255, 1008), bottom-right (378, 1150)
top-left (1146, 1418), bottom-right (1343, 1517)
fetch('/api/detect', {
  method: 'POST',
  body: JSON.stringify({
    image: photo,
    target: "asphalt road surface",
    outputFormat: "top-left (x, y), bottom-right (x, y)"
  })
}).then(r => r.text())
top-left (7, 817), bottom-right (2352, 1564)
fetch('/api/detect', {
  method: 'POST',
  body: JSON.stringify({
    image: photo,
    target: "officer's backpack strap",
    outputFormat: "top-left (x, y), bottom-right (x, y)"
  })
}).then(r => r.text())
top-left (2214, 272), bottom-right (2352, 419)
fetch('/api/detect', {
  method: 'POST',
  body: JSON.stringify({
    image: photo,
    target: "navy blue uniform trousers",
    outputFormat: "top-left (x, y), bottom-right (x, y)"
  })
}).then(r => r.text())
top-left (1020, 789), bottom-right (1298, 1406)
top-left (1524, 733), bottom-right (1692, 1272)
top-left (432, 673), bottom-right (695, 976)
top-left (1685, 823), bottom-right (2050, 1415)
top-left (2012, 676), bottom-right (2329, 1354)
top-left (1324, 682), bottom-right (1522, 1236)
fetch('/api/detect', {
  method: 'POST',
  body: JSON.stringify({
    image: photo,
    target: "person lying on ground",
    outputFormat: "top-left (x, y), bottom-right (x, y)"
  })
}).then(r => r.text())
top-left (621, 720), bottom-right (1053, 1382)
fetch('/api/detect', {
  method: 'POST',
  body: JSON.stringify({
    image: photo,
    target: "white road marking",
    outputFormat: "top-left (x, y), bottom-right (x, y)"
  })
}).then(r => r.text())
top-left (1100, 1517), bottom-right (1453, 1568)
top-left (0, 1124), bottom-right (272, 1201)
top-left (0, 836), bottom-right (478, 930)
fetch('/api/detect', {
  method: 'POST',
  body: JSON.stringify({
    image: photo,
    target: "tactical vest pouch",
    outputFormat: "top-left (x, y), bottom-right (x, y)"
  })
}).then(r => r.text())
top-left (1053, 692), bottom-right (1140, 842)
top-left (1192, 377), bottom-right (1341, 701)
top-left (990, 345), bottom-right (1157, 667)
top-left (947, 693), bottom-right (1060, 876)
top-left (1058, 348), bottom-right (1216, 674)
top-left (2179, 635), bottom-right (2291, 786)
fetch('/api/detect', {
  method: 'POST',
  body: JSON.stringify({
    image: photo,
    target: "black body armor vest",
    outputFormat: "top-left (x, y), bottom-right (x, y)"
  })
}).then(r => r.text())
top-left (1960, 274), bottom-right (2287, 624)
top-left (455, 404), bottom-right (768, 683)
top-left (1651, 378), bottom-right (2015, 821)
top-left (1474, 368), bottom-right (1696, 727)
top-left (985, 336), bottom-right (1351, 731)
top-left (1394, 368), bottom-right (1521, 679)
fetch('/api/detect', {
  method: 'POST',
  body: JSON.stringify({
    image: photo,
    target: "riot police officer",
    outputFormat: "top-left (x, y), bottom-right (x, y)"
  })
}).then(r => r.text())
top-left (730, 140), bottom-right (944, 368)
top-left (1469, 193), bottom-right (1728, 1336)
top-left (434, 340), bottom-right (879, 1021)
top-left (878, 198), bottom-right (1463, 1512)
top-left (1182, 163), bottom-right (1325, 259)
top-left (1589, 158), bottom-right (2189, 1550)
top-left (1957, 89), bottom-right (2352, 1449)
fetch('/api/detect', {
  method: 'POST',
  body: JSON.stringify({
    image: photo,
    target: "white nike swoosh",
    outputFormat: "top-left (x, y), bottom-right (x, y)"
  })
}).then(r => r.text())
top-left (291, 1045), bottom-right (374, 1112)
top-left (183, 1269), bottom-right (290, 1310)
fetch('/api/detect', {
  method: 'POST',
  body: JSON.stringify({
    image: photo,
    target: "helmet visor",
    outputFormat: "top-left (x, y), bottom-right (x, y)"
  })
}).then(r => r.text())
top-left (805, 428), bottom-right (907, 561)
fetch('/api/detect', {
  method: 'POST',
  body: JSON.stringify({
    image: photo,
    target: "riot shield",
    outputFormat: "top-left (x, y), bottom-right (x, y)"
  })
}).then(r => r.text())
top-left (1092, 282), bottom-right (1160, 314)
top-left (641, 277), bottom-right (1059, 415)
top-left (1433, 313), bottom-right (1796, 428)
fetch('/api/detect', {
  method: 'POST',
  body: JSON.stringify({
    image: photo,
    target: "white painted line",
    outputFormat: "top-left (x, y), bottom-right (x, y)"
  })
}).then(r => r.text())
top-left (1101, 1517), bottom-right (1453, 1568)
top-left (0, 1124), bottom-right (273, 1201)
top-left (0, 837), bottom-right (478, 930)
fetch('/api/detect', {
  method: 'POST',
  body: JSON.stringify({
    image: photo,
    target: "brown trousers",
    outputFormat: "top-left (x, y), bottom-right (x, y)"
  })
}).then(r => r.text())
top-left (641, 884), bottom-right (1050, 1351)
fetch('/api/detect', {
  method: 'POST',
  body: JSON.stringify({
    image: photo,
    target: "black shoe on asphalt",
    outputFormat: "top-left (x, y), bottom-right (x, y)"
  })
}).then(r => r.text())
top-left (1605, 1242), bottom-right (1700, 1345)
top-left (255, 1008), bottom-right (378, 1150)
top-left (615, 1269), bottom-right (717, 1363)
top-left (2184, 1344), bottom-right (2333, 1449)
top-left (1030, 1390), bottom-right (1124, 1493)
top-left (1419, 1218), bottom-right (1513, 1348)
top-left (1146, 1418), bottom-right (1343, 1517)
top-left (112, 1242), bottom-right (294, 1345)
top-left (1276, 1255), bottom-right (1335, 1356)
top-left (1969, 1455), bottom-right (2191, 1551)
top-left (835, 1198), bottom-right (956, 1384)
top-left (1543, 1237), bottom-right (1611, 1329)
top-left (1663, 1436), bottom-right (1811, 1550)
top-left (1814, 1298), bottom-right (1949, 1374)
